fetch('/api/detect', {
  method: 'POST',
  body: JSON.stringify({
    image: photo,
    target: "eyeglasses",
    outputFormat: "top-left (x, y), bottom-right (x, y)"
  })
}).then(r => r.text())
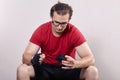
top-left (52, 19), bottom-right (68, 27)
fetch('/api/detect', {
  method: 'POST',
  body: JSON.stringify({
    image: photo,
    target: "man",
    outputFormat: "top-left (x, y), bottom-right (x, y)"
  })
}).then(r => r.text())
top-left (17, 2), bottom-right (98, 80)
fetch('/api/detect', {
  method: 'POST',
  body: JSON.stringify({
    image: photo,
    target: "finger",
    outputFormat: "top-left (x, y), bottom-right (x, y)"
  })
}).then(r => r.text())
top-left (62, 60), bottom-right (69, 63)
top-left (39, 54), bottom-right (45, 63)
top-left (62, 60), bottom-right (73, 65)
top-left (62, 66), bottom-right (73, 69)
top-left (39, 54), bottom-right (45, 59)
top-left (62, 61), bottom-right (73, 67)
top-left (40, 54), bottom-right (45, 58)
top-left (65, 55), bottom-right (74, 61)
top-left (62, 56), bottom-right (74, 64)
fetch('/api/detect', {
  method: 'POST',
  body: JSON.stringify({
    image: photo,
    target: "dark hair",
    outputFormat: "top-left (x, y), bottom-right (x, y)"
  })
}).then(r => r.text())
top-left (50, 2), bottom-right (73, 19)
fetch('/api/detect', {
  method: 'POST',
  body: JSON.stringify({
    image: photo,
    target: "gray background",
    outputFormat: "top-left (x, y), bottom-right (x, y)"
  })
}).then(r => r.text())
top-left (0, 0), bottom-right (120, 80)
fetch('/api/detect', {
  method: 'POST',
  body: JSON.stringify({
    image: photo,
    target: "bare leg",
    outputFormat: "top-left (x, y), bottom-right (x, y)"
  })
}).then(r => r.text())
top-left (80, 66), bottom-right (99, 80)
top-left (17, 64), bottom-right (35, 80)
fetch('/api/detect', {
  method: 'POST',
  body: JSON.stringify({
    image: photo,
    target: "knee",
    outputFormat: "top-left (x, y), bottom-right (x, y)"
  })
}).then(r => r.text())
top-left (85, 66), bottom-right (99, 80)
top-left (17, 64), bottom-right (29, 77)
top-left (86, 66), bottom-right (98, 74)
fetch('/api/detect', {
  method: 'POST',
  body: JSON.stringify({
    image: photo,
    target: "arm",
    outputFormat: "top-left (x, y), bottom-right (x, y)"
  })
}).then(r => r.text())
top-left (75, 42), bottom-right (95, 68)
top-left (22, 42), bottom-right (40, 65)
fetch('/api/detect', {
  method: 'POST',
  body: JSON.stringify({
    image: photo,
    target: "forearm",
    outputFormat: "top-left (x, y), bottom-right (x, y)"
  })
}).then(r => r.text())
top-left (75, 42), bottom-right (95, 68)
top-left (22, 53), bottom-right (33, 65)
top-left (76, 55), bottom-right (95, 68)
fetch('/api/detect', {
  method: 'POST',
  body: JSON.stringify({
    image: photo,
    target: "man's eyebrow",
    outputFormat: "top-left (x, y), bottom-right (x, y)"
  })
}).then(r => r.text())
top-left (54, 20), bottom-right (68, 24)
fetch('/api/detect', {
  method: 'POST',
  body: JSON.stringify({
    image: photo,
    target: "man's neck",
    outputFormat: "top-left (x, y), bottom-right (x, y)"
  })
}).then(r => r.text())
top-left (52, 28), bottom-right (63, 37)
top-left (52, 31), bottom-right (63, 37)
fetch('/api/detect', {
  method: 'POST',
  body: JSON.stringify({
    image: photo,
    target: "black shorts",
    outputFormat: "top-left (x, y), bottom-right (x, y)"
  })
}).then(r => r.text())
top-left (31, 54), bottom-right (81, 80)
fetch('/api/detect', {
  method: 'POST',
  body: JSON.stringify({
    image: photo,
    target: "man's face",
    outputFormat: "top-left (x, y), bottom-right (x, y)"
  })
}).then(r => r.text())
top-left (52, 12), bottom-right (70, 34)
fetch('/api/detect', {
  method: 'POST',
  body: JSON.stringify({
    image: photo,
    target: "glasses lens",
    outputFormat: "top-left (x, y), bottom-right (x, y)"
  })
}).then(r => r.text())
top-left (53, 21), bottom-right (59, 27)
top-left (52, 21), bottom-right (68, 27)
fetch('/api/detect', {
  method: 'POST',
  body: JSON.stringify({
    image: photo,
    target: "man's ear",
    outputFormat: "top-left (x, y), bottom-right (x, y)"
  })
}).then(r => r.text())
top-left (50, 16), bottom-right (52, 19)
top-left (69, 17), bottom-right (71, 21)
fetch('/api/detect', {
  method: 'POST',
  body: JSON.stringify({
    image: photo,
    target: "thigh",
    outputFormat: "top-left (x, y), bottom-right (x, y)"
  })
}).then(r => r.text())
top-left (55, 68), bottom-right (81, 80)
top-left (32, 63), bottom-right (52, 80)
top-left (66, 68), bottom-right (81, 80)
top-left (18, 64), bottom-right (35, 78)
top-left (31, 53), bottom-right (50, 80)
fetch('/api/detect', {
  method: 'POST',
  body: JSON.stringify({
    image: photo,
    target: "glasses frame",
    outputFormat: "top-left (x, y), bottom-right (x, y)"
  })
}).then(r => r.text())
top-left (52, 19), bottom-right (69, 27)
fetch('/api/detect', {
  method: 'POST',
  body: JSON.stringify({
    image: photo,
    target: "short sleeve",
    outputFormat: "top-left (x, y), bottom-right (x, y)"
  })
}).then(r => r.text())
top-left (29, 26), bottom-right (42, 46)
top-left (71, 28), bottom-right (86, 47)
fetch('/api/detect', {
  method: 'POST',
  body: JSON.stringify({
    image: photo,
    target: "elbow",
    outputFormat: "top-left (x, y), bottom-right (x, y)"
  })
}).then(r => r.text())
top-left (22, 53), bottom-right (32, 65)
top-left (22, 53), bottom-right (27, 64)
top-left (91, 55), bottom-right (95, 65)
top-left (22, 54), bottom-right (26, 63)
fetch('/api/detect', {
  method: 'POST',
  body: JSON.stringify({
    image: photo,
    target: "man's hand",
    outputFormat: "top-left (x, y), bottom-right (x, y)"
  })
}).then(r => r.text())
top-left (61, 55), bottom-right (79, 69)
top-left (39, 54), bottom-right (45, 64)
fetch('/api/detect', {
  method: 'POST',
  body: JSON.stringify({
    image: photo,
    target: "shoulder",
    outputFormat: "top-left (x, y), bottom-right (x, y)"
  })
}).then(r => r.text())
top-left (67, 23), bottom-right (81, 34)
top-left (67, 23), bottom-right (86, 47)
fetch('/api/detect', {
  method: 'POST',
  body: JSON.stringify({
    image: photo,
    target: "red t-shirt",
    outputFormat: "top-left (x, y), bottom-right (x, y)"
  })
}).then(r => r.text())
top-left (30, 21), bottom-right (86, 65)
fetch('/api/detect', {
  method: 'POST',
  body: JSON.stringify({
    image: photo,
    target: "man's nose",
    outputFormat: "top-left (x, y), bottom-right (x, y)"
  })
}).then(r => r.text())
top-left (57, 25), bottom-right (62, 29)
